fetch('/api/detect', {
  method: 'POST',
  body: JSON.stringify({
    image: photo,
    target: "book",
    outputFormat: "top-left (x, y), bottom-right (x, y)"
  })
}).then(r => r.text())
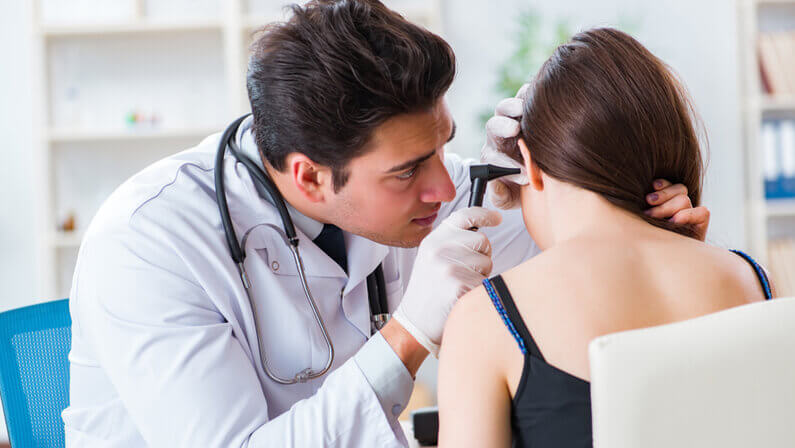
top-left (763, 119), bottom-right (795, 200)
top-left (781, 120), bottom-right (795, 197)
top-left (762, 121), bottom-right (780, 198)
top-left (758, 32), bottom-right (795, 97)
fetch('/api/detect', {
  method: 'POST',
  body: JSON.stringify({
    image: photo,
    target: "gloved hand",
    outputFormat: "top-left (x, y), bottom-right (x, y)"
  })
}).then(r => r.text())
top-left (392, 207), bottom-right (502, 357)
top-left (481, 83), bottom-right (531, 210)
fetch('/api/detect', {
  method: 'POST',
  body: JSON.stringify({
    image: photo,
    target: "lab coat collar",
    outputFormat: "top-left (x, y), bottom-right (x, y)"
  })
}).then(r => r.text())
top-left (226, 117), bottom-right (389, 289)
top-left (235, 115), bottom-right (323, 240)
top-left (223, 138), bottom-right (341, 278)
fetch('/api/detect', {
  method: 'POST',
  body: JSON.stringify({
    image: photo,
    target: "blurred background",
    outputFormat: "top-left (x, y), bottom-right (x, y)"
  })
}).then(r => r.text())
top-left (0, 0), bottom-right (794, 442)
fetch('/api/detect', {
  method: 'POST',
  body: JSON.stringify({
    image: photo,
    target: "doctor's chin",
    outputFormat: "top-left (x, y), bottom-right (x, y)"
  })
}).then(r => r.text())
top-left (1, 0), bottom-right (794, 447)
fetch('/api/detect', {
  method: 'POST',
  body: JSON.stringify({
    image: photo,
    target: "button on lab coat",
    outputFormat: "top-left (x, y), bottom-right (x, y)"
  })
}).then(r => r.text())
top-left (63, 125), bottom-right (538, 447)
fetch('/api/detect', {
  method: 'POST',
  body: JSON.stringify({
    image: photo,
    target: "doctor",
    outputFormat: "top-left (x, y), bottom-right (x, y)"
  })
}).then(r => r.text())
top-left (63, 1), bottom-right (710, 447)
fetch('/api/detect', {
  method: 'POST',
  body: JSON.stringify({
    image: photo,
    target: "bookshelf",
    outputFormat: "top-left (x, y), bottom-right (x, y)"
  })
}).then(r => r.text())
top-left (740, 0), bottom-right (795, 295)
top-left (31, 0), bottom-right (444, 299)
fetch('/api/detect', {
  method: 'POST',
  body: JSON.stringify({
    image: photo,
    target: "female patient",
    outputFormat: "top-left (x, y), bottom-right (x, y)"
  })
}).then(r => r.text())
top-left (437, 28), bottom-right (775, 448)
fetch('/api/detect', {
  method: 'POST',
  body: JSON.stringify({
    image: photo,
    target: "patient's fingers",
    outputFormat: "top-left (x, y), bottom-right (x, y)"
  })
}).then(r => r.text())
top-left (646, 183), bottom-right (688, 206)
top-left (645, 193), bottom-right (692, 220)
top-left (651, 179), bottom-right (672, 191)
top-left (670, 206), bottom-right (710, 241)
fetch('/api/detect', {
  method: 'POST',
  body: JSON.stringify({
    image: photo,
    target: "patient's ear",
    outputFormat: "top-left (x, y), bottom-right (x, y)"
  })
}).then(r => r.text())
top-left (518, 138), bottom-right (543, 191)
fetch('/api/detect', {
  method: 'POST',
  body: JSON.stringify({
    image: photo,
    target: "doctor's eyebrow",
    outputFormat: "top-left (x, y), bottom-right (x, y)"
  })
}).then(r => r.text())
top-left (384, 121), bottom-right (457, 174)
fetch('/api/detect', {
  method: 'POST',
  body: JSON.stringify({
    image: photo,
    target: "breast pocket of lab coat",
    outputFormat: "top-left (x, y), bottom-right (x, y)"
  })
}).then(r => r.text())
top-left (241, 230), bottom-right (331, 384)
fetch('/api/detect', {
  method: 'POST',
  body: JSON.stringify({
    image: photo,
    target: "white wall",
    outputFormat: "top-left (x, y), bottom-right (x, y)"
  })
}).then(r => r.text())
top-left (0, 2), bottom-right (37, 312)
top-left (0, 1), bottom-right (35, 441)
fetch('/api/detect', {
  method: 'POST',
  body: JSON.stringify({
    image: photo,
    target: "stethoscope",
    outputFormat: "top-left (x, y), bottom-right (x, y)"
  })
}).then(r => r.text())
top-left (215, 114), bottom-right (390, 384)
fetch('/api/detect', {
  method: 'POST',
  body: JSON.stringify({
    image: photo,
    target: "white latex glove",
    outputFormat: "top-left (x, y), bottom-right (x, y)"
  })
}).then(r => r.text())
top-left (392, 207), bottom-right (502, 357)
top-left (481, 83), bottom-right (531, 210)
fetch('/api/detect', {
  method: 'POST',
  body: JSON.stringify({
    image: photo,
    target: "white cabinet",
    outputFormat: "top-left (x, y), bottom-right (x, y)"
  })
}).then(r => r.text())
top-left (739, 0), bottom-right (795, 295)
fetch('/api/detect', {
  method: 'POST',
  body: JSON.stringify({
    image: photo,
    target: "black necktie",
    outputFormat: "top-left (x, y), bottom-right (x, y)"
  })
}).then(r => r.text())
top-left (313, 224), bottom-right (348, 274)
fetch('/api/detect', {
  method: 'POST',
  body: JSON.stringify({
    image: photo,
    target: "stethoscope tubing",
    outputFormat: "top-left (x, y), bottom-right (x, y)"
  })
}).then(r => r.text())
top-left (215, 114), bottom-right (334, 384)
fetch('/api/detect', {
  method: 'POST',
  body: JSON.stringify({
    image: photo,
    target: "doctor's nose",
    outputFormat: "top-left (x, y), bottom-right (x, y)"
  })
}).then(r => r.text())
top-left (419, 159), bottom-right (456, 204)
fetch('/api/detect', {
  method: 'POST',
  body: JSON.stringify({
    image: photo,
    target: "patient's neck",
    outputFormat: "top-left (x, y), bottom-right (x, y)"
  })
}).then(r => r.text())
top-left (533, 182), bottom-right (650, 251)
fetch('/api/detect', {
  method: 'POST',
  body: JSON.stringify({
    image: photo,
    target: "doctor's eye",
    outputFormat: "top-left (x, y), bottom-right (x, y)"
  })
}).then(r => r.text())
top-left (396, 166), bottom-right (418, 180)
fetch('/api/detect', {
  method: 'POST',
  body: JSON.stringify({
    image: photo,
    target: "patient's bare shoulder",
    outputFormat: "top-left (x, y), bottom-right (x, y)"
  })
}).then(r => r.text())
top-left (442, 283), bottom-right (522, 383)
top-left (699, 244), bottom-right (773, 302)
top-left (444, 284), bottom-right (515, 354)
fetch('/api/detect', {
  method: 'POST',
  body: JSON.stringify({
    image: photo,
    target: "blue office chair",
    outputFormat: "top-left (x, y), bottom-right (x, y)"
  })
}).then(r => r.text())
top-left (0, 299), bottom-right (71, 448)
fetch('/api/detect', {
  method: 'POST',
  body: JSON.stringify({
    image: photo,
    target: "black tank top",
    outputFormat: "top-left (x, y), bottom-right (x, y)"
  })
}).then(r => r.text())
top-left (483, 249), bottom-right (773, 448)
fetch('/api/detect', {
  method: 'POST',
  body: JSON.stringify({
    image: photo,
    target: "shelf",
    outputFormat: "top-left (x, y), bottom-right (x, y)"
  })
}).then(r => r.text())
top-left (760, 96), bottom-right (795, 113)
top-left (41, 20), bottom-right (222, 37)
top-left (47, 126), bottom-right (222, 143)
top-left (396, 4), bottom-right (439, 19)
top-left (49, 231), bottom-right (83, 249)
top-left (767, 199), bottom-right (795, 217)
top-left (245, 15), bottom-right (283, 30)
top-left (242, 7), bottom-right (440, 31)
top-left (756, 0), bottom-right (795, 5)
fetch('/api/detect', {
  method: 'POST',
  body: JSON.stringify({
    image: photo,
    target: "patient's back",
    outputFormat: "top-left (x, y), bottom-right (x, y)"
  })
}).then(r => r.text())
top-left (499, 227), bottom-right (770, 386)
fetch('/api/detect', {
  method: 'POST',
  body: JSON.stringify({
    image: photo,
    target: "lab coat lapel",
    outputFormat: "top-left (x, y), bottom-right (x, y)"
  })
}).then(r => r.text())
top-left (341, 233), bottom-right (389, 337)
top-left (344, 234), bottom-right (389, 295)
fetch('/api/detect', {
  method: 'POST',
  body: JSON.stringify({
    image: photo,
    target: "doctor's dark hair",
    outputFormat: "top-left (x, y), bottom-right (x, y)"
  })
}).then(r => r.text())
top-left (511, 28), bottom-right (705, 238)
top-left (246, 0), bottom-right (456, 191)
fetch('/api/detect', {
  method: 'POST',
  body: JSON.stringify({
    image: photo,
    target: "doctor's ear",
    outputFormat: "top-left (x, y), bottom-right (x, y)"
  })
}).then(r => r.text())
top-left (286, 153), bottom-right (333, 202)
top-left (517, 139), bottom-right (543, 191)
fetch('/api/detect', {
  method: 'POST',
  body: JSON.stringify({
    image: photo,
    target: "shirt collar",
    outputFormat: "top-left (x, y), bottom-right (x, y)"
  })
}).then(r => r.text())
top-left (235, 115), bottom-right (324, 240)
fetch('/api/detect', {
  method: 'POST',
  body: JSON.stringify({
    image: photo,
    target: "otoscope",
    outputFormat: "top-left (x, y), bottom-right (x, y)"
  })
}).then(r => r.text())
top-left (468, 164), bottom-right (522, 207)
top-left (467, 164), bottom-right (521, 230)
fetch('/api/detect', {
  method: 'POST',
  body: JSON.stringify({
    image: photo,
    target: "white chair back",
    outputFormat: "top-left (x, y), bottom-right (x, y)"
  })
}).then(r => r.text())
top-left (589, 297), bottom-right (795, 448)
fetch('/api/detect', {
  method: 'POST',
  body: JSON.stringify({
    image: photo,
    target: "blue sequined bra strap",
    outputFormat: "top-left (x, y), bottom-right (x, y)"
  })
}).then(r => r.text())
top-left (484, 276), bottom-right (544, 359)
top-left (729, 249), bottom-right (773, 300)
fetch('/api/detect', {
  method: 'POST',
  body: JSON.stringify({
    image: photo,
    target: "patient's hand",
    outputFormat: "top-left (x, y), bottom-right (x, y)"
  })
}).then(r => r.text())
top-left (644, 179), bottom-right (710, 241)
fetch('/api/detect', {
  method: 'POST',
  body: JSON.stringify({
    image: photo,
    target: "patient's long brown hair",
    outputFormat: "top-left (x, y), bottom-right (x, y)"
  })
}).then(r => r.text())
top-left (514, 28), bottom-right (704, 238)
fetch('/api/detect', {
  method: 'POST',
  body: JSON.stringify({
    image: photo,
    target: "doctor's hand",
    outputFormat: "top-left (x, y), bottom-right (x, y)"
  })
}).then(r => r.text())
top-left (392, 207), bottom-right (502, 358)
top-left (482, 84), bottom-right (529, 210)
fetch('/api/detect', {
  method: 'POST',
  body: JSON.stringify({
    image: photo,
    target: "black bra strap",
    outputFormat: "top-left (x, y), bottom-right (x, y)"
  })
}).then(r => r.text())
top-left (489, 276), bottom-right (545, 360)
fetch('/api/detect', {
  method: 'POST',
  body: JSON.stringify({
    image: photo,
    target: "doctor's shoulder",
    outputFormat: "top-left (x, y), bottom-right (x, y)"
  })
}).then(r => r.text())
top-left (81, 138), bottom-right (221, 250)
top-left (70, 139), bottom-right (226, 306)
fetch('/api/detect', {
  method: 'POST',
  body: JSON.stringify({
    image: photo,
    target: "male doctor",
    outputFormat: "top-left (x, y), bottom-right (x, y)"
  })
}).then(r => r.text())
top-left (63, 1), bottom-right (710, 446)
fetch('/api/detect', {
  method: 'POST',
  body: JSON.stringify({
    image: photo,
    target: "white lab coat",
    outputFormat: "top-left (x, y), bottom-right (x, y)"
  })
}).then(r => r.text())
top-left (63, 123), bottom-right (538, 447)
